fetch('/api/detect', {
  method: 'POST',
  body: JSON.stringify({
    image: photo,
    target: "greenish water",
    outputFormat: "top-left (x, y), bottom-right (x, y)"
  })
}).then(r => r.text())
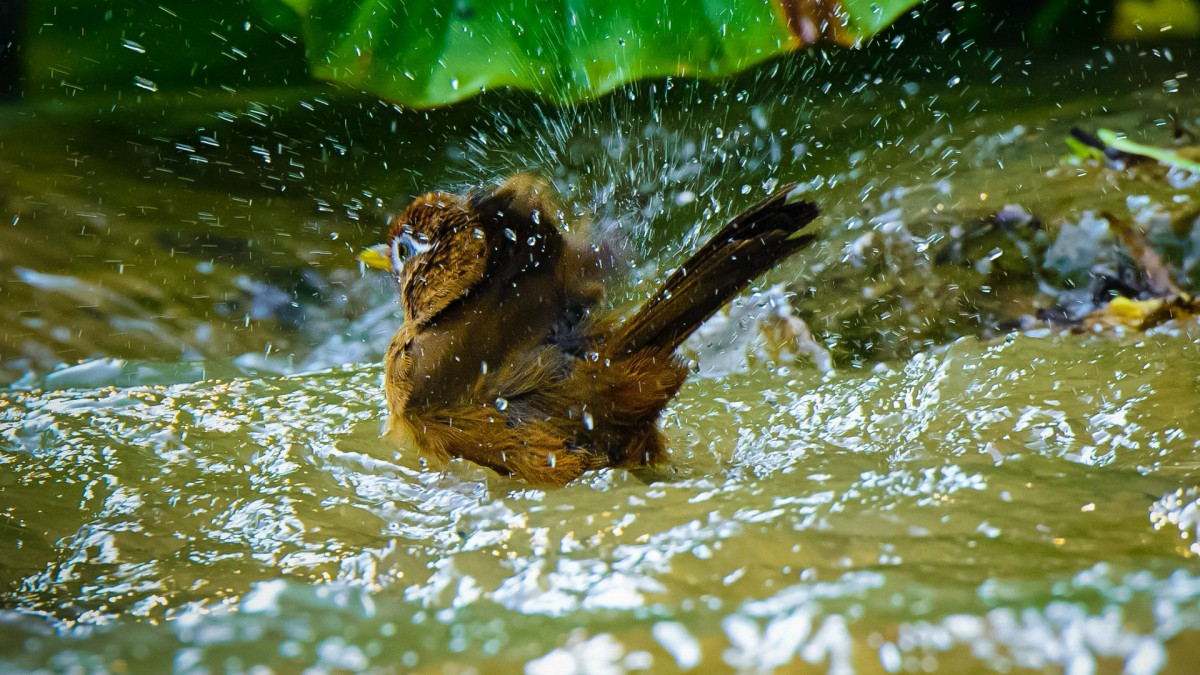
top-left (3, 37), bottom-right (1200, 673)
top-left (3, 332), bottom-right (1200, 672)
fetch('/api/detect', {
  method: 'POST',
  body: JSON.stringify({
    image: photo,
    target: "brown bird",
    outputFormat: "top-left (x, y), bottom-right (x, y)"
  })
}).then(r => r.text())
top-left (364, 175), bottom-right (819, 485)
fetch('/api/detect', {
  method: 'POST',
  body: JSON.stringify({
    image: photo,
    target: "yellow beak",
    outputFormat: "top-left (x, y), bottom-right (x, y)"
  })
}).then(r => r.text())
top-left (357, 243), bottom-right (393, 271)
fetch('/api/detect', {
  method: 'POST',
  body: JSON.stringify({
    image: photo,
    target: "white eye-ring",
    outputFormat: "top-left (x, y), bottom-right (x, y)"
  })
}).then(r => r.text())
top-left (401, 233), bottom-right (433, 256)
top-left (389, 237), bottom-right (405, 274)
top-left (390, 231), bottom-right (434, 274)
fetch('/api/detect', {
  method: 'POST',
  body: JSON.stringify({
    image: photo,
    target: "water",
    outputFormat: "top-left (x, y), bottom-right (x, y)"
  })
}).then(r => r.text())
top-left (3, 37), bottom-right (1200, 673)
top-left (3, 330), bottom-right (1199, 671)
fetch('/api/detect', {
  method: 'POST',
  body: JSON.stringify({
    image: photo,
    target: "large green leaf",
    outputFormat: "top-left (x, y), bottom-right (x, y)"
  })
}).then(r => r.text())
top-left (21, 0), bottom-right (919, 108)
top-left (277, 0), bottom-right (921, 107)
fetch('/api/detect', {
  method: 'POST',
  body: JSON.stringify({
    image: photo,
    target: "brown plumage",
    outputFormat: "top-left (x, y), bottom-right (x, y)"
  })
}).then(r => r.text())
top-left (380, 175), bottom-right (819, 485)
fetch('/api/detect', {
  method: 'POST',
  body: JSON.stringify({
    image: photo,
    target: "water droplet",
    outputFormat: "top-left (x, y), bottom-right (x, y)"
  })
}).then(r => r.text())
top-left (531, 210), bottom-right (540, 224)
top-left (583, 411), bottom-right (595, 430)
top-left (548, 453), bottom-right (557, 468)
top-left (504, 228), bottom-right (517, 241)
top-left (495, 397), bottom-right (508, 411)
top-left (472, 228), bottom-right (484, 239)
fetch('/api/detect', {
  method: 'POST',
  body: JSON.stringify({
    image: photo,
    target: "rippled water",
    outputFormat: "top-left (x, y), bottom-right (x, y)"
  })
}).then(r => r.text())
top-left (3, 33), bottom-right (1200, 674)
top-left (3, 326), bottom-right (1200, 671)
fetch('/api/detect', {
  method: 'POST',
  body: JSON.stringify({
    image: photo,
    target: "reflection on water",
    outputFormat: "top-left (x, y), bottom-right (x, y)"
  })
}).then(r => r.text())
top-left (2, 327), bottom-right (1199, 671)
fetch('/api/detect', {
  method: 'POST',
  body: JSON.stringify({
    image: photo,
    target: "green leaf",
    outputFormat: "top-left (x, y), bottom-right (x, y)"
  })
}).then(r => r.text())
top-left (1097, 129), bottom-right (1200, 173)
top-left (22, 0), bottom-right (919, 108)
top-left (1064, 135), bottom-right (1106, 163)
top-left (278, 0), bottom-right (921, 107)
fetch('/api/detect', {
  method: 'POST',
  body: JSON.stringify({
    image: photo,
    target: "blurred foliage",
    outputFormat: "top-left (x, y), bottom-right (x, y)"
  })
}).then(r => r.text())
top-left (20, 1), bottom-right (308, 102)
top-left (1110, 0), bottom-right (1200, 39)
top-left (948, 0), bottom-right (1200, 40)
top-left (947, 0), bottom-right (1114, 42)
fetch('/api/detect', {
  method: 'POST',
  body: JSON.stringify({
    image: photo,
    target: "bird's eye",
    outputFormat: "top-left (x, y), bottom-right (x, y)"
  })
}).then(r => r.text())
top-left (390, 231), bottom-right (433, 272)
top-left (400, 233), bottom-right (433, 257)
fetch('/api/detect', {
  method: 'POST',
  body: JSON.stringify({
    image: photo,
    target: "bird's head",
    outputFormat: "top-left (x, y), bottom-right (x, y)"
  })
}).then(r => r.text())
top-left (359, 192), bottom-right (489, 326)
top-left (360, 175), bottom-right (567, 326)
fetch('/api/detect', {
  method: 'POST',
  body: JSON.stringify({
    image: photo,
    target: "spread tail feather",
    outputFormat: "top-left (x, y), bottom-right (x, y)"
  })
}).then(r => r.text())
top-left (608, 184), bottom-right (819, 356)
